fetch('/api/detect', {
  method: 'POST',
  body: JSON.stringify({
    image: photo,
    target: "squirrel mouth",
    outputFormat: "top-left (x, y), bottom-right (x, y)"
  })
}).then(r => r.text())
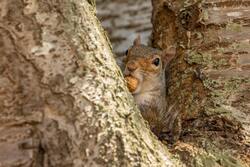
top-left (125, 74), bottom-right (133, 78)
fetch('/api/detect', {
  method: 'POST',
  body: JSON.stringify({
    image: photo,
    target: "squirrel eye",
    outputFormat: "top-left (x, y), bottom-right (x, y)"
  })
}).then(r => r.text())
top-left (152, 58), bottom-right (160, 66)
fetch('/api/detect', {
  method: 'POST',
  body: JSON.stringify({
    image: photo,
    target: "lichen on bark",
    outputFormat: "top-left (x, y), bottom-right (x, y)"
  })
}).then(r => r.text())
top-left (152, 0), bottom-right (250, 166)
top-left (0, 0), bottom-right (183, 166)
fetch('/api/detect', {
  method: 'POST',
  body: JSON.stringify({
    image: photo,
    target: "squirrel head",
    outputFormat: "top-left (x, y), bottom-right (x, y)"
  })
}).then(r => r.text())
top-left (123, 36), bottom-right (175, 94)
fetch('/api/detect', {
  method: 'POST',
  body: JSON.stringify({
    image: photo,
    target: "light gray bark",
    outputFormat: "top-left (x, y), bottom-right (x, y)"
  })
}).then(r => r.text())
top-left (0, 0), bottom-right (180, 166)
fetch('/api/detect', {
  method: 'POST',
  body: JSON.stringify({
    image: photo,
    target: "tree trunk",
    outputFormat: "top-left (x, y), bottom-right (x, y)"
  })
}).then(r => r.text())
top-left (152, 0), bottom-right (250, 166)
top-left (0, 0), bottom-right (180, 166)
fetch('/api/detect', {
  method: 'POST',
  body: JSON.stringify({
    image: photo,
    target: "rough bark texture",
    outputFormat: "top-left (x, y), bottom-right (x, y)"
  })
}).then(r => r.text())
top-left (0, 0), bottom-right (180, 166)
top-left (152, 0), bottom-right (250, 166)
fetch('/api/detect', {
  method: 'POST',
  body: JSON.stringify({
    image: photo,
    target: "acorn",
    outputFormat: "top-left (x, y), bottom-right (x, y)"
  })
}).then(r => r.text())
top-left (125, 76), bottom-right (139, 92)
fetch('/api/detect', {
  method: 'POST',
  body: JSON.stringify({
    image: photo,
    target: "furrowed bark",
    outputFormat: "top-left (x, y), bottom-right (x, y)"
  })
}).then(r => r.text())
top-left (0, 0), bottom-right (181, 166)
top-left (152, 0), bottom-right (250, 166)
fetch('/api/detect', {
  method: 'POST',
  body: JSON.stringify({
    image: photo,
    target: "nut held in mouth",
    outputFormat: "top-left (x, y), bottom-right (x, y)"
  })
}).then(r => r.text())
top-left (125, 76), bottom-right (139, 92)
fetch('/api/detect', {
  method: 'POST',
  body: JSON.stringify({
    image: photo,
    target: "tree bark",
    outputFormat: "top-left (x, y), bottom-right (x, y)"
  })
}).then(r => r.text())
top-left (0, 0), bottom-right (180, 166)
top-left (152, 0), bottom-right (250, 166)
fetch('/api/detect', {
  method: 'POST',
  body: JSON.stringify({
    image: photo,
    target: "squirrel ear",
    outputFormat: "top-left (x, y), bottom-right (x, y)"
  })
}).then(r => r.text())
top-left (162, 46), bottom-right (176, 64)
top-left (133, 35), bottom-right (141, 46)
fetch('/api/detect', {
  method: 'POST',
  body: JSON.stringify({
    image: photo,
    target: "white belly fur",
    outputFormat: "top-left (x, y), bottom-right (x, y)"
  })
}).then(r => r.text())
top-left (134, 92), bottom-right (154, 107)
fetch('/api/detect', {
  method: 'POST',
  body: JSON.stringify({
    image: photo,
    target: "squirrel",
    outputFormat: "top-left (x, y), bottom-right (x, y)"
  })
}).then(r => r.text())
top-left (123, 36), bottom-right (180, 141)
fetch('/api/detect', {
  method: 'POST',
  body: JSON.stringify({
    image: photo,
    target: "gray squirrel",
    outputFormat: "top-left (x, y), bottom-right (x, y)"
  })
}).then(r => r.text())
top-left (123, 36), bottom-right (181, 141)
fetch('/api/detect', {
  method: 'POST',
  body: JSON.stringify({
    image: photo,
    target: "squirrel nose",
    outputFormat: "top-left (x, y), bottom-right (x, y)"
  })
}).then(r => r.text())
top-left (127, 62), bottom-right (138, 72)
